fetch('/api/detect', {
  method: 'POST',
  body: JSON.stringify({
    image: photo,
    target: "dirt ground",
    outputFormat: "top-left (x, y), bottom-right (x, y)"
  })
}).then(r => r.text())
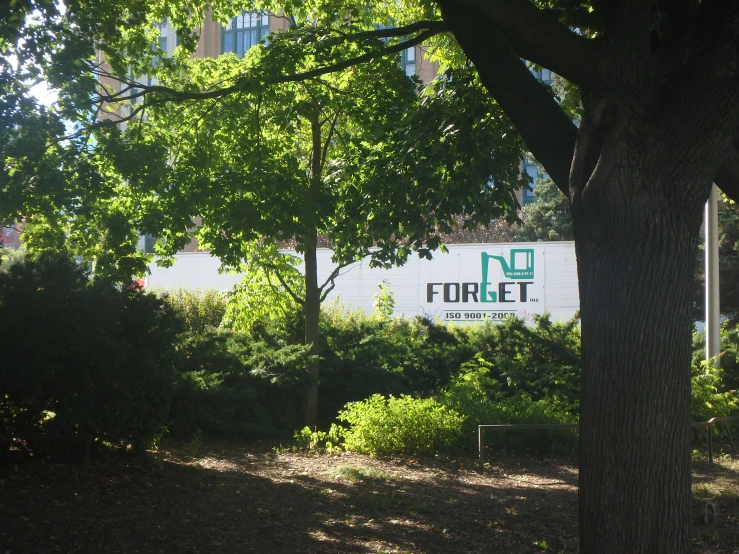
top-left (1, 441), bottom-right (737, 553)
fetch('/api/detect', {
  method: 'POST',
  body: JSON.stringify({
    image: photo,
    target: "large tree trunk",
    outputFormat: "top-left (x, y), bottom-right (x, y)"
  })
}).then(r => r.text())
top-left (302, 229), bottom-right (320, 428)
top-left (574, 164), bottom-right (704, 553)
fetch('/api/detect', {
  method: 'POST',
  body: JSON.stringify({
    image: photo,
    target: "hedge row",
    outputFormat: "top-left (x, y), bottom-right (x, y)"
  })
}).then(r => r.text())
top-left (1, 251), bottom-right (736, 459)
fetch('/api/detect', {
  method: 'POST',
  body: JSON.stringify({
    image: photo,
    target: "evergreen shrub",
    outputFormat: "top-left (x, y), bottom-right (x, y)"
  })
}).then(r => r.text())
top-left (0, 251), bottom-right (182, 453)
top-left (317, 306), bottom-right (473, 426)
top-left (168, 330), bottom-right (312, 439)
top-left (440, 355), bottom-right (577, 454)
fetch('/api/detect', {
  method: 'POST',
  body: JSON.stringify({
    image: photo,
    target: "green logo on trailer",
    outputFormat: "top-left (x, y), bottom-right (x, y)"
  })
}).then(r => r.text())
top-left (480, 249), bottom-right (534, 302)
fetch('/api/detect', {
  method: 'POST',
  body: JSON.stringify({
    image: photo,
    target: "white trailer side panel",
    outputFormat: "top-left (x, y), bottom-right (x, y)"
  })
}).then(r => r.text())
top-left (145, 242), bottom-right (580, 323)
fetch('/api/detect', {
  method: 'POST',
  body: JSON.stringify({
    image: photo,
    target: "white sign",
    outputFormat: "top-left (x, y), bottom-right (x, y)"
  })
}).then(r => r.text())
top-left (420, 246), bottom-right (547, 322)
top-left (146, 243), bottom-right (579, 324)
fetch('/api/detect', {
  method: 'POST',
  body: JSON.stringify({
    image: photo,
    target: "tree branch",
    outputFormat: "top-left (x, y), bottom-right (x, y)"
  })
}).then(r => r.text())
top-left (439, 0), bottom-right (595, 87)
top-left (264, 263), bottom-right (304, 306)
top-left (341, 20), bottom-right (446, 41)
top-left (715, 144), bottom-right (739, 203)
top-left (441, 9), bottom-right (577, 195)
top-left (321, 111), bottom-right (340, 174)
top-left (319, 263), bottom-right (349, 302)
top-left (92, 24), bottom-right (446, 108)
top-left (581, 104), bottom-right (632, 203)
top-left (569, 95), bottom-right (609, 203)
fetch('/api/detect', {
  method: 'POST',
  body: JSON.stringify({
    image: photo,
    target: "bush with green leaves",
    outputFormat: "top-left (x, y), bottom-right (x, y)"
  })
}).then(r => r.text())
top-left (224, 294), bottom-right (582, 429)
top-left (291, 424), bottom-right (345, 453)
top-left (0, 251), bottom-right (182, 453)
top-left (691, 326), bottom-right (739, 446)
top-left (691, 360), bottom-right (738, 422)
top-left (331, 355), bottom-right (573, 458)
top-left (338, 394), bottom-right (464, 456)
top-left (159, 288), bottom-right (227, 333)
top-left (438, 355), bottom-right (578, 454)
top-left (317, 306), bottom-right (474, 425)
top-left (465, 314), bottom-right (581, 411)
top-left (168, 329), bottom-right (312, 439)
top-left (693, 324), bottom-right (739, 394)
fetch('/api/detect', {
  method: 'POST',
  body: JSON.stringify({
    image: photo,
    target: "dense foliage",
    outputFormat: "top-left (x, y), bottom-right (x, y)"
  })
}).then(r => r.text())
top-left (159, 288), bottom-right (227, 334)
top-left (168, 329), bottom-right (311, 439)
top-left (338, 394), bottom-right (464, 457)
top-left (0, 251), bottom-right (182, 453)
top-left (515, 179), bottom-right (574, 243)
top-left (3, 271), bottom-right (736, 460)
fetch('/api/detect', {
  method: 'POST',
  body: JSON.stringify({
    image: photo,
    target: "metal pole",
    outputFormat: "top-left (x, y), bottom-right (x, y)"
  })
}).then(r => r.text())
top-left (478, 426), bottom-right (485, 468)
top-left (706, 183), bottom-right (721, 366)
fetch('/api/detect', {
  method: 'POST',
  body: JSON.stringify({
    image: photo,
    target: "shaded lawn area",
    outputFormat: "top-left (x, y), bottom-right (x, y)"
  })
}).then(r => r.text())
top-left (0, 441), bottom-right (737, 553)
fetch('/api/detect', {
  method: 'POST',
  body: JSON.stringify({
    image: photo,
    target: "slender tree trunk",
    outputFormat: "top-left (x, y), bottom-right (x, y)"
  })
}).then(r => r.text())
top-left (302, 229), bottom-right (321, 428)
top-left (574, 164), bottom-right (704, 553)
top-left (302, 115), bottom-right (324, 428)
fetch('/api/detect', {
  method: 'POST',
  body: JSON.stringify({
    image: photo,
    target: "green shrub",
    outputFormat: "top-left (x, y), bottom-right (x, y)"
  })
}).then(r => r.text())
top-left (371, 279), bottom-right (396, 320)
top-left (718, 326), bottom-right (739, 392)
top-left (466, 314), bottom-right (581, 411)
top-left (691, 360), bottom-right (738, 422)
top-left (291, 424), bottom-right (345, 453)
top-left (472, 394), bottom-right (578, 454)
top-left (693, 324), bottom-right (739, 393)
top-left (318, 307), bottom-right (474, 426)
top-left (233, 300), bottom-right (583, 430)
top-left (439, 355), bottom-right (578, 453)
top-left (168, 329), bottom-right (312, 439)
top-left (0, 251), bottom-right (182, 453)
top-left (338, 394), bottom-right (464, 456)
top-left (159, 288), bottom-right (226, 333)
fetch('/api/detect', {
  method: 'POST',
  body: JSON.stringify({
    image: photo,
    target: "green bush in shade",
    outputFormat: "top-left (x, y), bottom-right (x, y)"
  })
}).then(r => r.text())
top-left (0, 251), bottom-right (182, 453)
top-left (692, 324), bottom-right (739, 394)
top-left (168, 329), bottom-right (312, 440)
top-left (317, 306), bottom-right (474, 426)
top-left (439, 355), bottom-right (577, 454)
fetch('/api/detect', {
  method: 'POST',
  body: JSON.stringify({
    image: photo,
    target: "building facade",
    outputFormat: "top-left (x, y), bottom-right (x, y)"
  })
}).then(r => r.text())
top-left (95, 10), bottom-right (546, 255)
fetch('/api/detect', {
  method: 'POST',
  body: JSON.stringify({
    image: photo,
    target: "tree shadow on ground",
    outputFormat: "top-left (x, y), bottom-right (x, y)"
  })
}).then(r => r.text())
top-left (691, 457), bottom-right (739, 553)
top-left (0, 441), bottom-right (580, 554)
top-left (3, 441), bottom-right (735, 553)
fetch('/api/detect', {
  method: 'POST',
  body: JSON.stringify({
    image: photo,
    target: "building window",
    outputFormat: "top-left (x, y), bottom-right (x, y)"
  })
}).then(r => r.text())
top-left (157, 35), bottom-right (168, 59)
top-left (529, 65), bottom-right (553, 84)
top-left (523, 161), bottom-right (540, 205)
top-left (401, 46), bottom-right (416, 77)
top-left (128, 30), bottom-right (167, 105)
top-left (221, 12), bottom-right (269, 57)
top-left (376, 24), bottom-right (417, 78)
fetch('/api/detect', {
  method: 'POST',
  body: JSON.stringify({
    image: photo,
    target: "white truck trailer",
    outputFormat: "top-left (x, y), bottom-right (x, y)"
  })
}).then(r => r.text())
top-left (145, 242), bottom-right (580, 323)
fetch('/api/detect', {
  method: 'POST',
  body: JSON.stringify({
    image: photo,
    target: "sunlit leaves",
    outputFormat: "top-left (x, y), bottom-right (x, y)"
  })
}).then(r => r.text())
top-left (4, 0), bottom-right (529, 285)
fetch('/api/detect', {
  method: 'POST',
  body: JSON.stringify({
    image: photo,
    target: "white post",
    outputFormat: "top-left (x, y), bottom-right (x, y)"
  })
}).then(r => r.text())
top-left (705, 183), bottom-right (721, 366)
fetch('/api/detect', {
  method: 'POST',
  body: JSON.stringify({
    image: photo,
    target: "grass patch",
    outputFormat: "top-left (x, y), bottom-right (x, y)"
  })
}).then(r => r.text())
top-left (334, 464), bottom-right (393, 483)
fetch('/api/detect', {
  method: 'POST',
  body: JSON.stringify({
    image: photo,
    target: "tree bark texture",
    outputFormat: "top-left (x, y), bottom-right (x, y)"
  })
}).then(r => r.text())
top-left (574, 160), bottom-right (704, 553)
top-left (302, 230), bottom-right (320, 428)
top-left (439, 2), bottom-right (739, 552)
